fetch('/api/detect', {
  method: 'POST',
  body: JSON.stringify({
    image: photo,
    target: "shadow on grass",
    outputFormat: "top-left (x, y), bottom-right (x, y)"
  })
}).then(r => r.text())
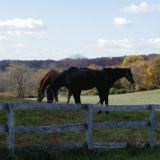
top-left (1, 146), bottom-right (160, 160)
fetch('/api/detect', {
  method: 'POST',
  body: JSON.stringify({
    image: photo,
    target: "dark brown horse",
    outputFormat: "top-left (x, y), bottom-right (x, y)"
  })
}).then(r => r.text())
top-left (96, 67), bottom-right (134, 114)
top-left (46, 67), bottom-right (134, 114)
top-left (46, 67), bottom-right (109, 104)
top-left (37, 70), bottom-right (72, 103)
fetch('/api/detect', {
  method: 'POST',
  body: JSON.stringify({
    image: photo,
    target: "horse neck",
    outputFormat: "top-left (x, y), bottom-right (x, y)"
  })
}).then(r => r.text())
top-left (50, 73), bottom-right (65, 91)
top-left (109, 69), bottom-right (126, 84)
top-left (39, 75), bottom-right (52, 93)
top-left (39, 70), bottom-right (61, 93)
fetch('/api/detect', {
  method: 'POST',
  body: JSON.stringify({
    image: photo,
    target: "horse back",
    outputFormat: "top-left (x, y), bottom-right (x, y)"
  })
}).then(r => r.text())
top-left (65, 68), bottom-right (108, 90)
top-left (39, 70), bottom-right (61, 90)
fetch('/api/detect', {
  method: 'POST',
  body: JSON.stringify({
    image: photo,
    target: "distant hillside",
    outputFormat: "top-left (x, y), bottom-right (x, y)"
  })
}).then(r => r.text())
top-left (0, 54), bottom-right (158, 71)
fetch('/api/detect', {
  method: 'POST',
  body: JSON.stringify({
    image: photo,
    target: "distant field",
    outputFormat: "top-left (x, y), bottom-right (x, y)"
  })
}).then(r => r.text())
top-left (27, 89), bottom-right (160, 105)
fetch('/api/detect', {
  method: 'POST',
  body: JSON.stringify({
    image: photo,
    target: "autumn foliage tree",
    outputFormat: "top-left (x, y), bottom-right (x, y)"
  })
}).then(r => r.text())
top-left (152, 55), bottom-right (160, 86)
top-left (122, 55), bottom-right (160, 91)
top-left (122, 55), bottom-right (144, 68)
top-left (88, 64), bottom-right (102, 70)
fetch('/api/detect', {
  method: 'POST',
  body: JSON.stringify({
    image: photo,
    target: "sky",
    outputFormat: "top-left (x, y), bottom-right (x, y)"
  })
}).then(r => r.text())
top-left (0, 0), bottom-right (160, 60)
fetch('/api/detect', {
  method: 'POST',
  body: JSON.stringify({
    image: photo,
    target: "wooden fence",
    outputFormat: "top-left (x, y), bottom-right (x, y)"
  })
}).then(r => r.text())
top-left (0, 103), bottom-right (160, 155)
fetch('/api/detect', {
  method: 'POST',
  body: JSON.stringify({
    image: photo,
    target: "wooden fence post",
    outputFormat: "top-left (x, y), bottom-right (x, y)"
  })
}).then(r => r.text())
top-left (7, 103), bottom-right (15, 155)
top-left (149, 105), bottom-right (155, 148)
top-left (86, 104), bottom-right (93, 149)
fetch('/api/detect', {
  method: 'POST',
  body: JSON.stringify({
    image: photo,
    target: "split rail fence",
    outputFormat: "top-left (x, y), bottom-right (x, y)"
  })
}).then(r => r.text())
top-left (0, 103), bottom-right (160, 155)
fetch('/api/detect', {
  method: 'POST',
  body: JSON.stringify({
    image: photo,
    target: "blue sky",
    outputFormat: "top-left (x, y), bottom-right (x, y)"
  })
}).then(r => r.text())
top-left (0, 0), bottom-right (160, 60)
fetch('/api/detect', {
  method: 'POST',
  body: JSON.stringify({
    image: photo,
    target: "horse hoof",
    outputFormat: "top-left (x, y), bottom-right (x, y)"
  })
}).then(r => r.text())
top-left (97, 111), bottom-right (101, 114)
top-left (106, 111), bottom-right (109, 114)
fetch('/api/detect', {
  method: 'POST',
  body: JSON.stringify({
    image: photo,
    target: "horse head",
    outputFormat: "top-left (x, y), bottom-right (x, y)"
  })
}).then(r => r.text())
top-left (46, 85), bottom-right (55, 103)
top-left (37, 88), bottom-right (44, 102)
top-left (125, 68), bottom-right (134, 84)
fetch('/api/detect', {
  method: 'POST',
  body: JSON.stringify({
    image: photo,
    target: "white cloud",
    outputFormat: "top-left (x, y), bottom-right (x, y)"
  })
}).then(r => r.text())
top-left (0, 36), bottom-right (11, 42)
top-left (120, 2), bottom-right (160, 13)
top-left (41, 48), bottom-right (50, 52)
top-left (97, 39), bottom-right (136, 49)
top-left (96, 38), bottom-right (160, 57)
top-left (97, 38), bottom-right (160, 49)
top-left (28, 52), bottom-right (39, 56)
top-left (8, 31), bottom-right (46, 39)
top-left (113, 17), bottom-right (133, 26)
top-left (0, 18), bottom-right (46, 30)
top-left (10, 43), bottom-right (25, 49)
top-left (14, 50), bottom-right (21, 53)
top-left (147, 38), bottom-right (160, 47)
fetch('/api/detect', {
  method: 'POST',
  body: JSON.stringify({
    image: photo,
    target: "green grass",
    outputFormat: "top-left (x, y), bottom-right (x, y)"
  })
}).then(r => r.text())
top-left (0, 95), bottom-right (34, 103)
top-left (27, 89), bottom-right (160, 105)
top-left (1, 89), bottom-right (160, 159)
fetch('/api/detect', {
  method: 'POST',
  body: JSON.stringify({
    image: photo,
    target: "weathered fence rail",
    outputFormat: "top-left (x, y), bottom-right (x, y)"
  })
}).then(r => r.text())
top-left (0, 103), bottom-right (160, 155)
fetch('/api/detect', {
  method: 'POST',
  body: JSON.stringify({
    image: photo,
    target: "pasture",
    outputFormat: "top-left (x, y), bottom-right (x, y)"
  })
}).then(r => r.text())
top-left (28, 88), bottom-right (160, 105)
top-left (1, 89), bottom-right (160, 159)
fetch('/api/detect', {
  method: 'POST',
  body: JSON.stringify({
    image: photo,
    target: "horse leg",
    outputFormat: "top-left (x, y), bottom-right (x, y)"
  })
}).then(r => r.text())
top-left (97, 90), bottom-right (105, 114)
top-left (104, 90), bottom-right (109, 114)
top-left (55, 91), bottom-right (58, 102)
top-left (97, 99), bottom-right (104, 114)
top-left (72, 90), bottom-right (81, 104)
top-left (54, 91), bottom-right (58, 103)
top-left (66, 89), bottom-right (72, 103)
top-left (97, 88), bottom-right (109, 114)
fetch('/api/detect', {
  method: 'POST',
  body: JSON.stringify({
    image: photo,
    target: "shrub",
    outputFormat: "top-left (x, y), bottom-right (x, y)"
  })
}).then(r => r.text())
top-left (110, 87), bottom-right (129, 94)
top-left (118, 89), bottom-right (127, 94)
top-left (114, 89), bottom-right (127, 94)
top-left (135, 85), bottom-right (146, 92)
top-left (109, 88), bottom-right (117, 94)
top-left (145, 84), bottom-right (158, 90)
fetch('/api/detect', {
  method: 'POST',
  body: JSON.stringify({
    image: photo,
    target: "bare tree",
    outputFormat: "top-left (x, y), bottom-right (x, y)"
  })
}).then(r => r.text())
top-left (6, 63), bottom-right (33, 98)
top-left (0, 71), bottom-right (7, 93)
top-left (69, 53), bottom-right (88, 68)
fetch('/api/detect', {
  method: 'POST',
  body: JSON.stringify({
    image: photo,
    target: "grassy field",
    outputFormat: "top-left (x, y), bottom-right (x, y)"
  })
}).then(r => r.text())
top-left (27, 88), bottom-right (160, 105)
top-left (1, 89), bottom-right (160, 159)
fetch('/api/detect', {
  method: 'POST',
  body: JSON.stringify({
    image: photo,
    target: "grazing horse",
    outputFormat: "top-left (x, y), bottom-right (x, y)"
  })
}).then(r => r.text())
top-left (47, 67), bottom-right (134, 114)
top-left (37, 70), bottom-right (72, 103)
top-left (46, 67), bottom-right (109, 104)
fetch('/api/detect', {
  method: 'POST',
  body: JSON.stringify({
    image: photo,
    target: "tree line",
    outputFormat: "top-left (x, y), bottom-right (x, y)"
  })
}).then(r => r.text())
top-left (0, 54), bottom-right (158, 71)
top-left (0, 54), bottom-right (160, 98)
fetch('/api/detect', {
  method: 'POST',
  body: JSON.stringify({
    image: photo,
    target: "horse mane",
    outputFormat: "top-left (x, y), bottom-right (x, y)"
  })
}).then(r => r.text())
top-left (39, 69), bottom-right (60, 88)
top-left (102, 68), bottom-right (113, 72)
top-left (103, 68), bottom-right (123, 71)
top-left (102, 68), bottom-right (125, 76)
